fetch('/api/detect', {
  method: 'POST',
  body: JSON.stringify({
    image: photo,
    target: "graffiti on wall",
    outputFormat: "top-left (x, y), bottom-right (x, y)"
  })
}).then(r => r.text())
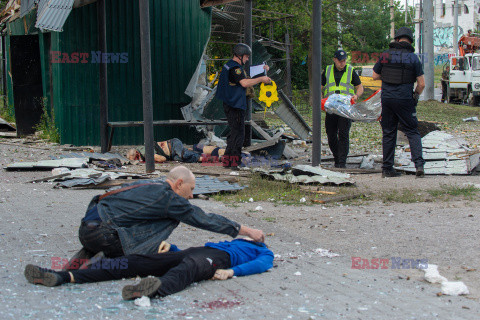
top-left (433, 26), bottom-right (464, 48)
top-left (434, 53), bottom-right (449, 65)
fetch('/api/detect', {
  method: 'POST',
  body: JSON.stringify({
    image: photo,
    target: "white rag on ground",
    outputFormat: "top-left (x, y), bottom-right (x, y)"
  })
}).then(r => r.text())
top-left (134, 296), bottom-right (151, 307)
top-left (423, 264), bottom-right (447, 284)
top-left (423, 264), bottom-right (470, 296)
top-left (441, 281), bottom-right (470, 296)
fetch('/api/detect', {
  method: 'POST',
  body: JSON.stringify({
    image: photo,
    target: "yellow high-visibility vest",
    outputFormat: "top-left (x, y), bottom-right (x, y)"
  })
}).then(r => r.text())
top-left (324, 64), bottom-right (355, 97)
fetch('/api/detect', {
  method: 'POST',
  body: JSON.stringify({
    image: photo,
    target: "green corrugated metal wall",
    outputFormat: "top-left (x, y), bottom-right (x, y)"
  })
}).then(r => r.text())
top-left (58, 0), bottom-right (211, 145)
top-left (6, 0), bottom-right (211, 145)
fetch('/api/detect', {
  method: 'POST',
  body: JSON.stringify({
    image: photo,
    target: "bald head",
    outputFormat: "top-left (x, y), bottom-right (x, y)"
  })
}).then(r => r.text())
top-left (166, 166), bottom-right (196, 199)
top-left (166, 166), bottom-right (194, 183)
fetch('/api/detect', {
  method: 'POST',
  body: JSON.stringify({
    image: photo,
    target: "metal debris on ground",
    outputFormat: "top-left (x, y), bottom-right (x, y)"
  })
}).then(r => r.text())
top-left (395, 131), bottom-right (480, 175)
top-left (0, 117), bottom-right (16, 132)
top-left (274, 90), bottom-right (312, 141)
top-left (51, 152), bottom-right (131, 165)
top-left (145, 175), bottom-right (245, 195)
top-left (251, 165), bottom-right (354, 185)
top-left (5, 158), bottom-right (89, 170)
top-left (53, 169), bottom-right (145, 188)
top-left (250, 121), bottom-right (298, 159)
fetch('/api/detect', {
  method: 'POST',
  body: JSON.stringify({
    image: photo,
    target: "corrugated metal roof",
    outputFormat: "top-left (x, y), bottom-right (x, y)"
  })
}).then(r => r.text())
top-left (20, 0), bottom-right (37, 18)
top-left (35, 0), bottom-right (75, 32)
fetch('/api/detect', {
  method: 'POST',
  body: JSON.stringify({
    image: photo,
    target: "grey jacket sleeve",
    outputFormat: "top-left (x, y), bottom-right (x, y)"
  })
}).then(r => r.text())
top-left (165, 195), bottom-right (241, 237)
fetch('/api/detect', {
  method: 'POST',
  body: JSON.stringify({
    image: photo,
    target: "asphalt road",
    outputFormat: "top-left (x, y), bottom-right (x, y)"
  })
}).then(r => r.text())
top-left (1, 143), bottom-right (479, 319)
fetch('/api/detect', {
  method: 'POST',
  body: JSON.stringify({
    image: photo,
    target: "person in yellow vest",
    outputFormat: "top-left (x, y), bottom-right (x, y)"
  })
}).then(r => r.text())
top-left (321, 50), bottom-right (364, 168)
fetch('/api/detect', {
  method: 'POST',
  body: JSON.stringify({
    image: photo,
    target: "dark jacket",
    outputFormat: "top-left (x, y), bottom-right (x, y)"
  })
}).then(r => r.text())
top-left (216, 59), bottom-right (247, 110)
top-left (90, 180), bottom-right (241, 255)
top-left (373, 41), bottom-right (424, 100)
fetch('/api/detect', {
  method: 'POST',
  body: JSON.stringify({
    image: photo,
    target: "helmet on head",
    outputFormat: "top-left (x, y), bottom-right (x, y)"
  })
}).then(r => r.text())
top-left (394, 27), bottom-right (414, 43)
top-left (233, 43), bottom-right (252, 57)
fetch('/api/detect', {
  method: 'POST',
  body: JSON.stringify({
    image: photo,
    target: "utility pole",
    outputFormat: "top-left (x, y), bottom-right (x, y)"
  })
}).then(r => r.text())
top-left (312, 0), bottom-right (322, 166)
top-left (390, 0), bottom-right (395, 39)
top-left (244, 0), bottom-right (253, 146)
top-left (337, 3), bottom-right (342, 48)
top-left (423, 0), bottom-right (434, 100)
top-left (453, 0), bottom-right (458, 55)
top-left (405, 0), bottom-right (408, 24)
top-left (419, 0), bottom-right (423, 63)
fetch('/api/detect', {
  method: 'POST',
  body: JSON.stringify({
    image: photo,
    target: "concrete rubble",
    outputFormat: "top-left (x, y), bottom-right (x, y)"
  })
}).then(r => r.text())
top-left (395, 131), bottom-right (480, 175)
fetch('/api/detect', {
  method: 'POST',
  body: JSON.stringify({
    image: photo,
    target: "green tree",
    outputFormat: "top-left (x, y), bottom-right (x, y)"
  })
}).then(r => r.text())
top-left (211, 0), bottom-right (416, 92)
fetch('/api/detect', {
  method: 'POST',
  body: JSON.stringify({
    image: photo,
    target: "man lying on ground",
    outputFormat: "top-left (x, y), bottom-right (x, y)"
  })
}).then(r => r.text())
top-left (67, 166), bottom-right (264, 269)
top-left (126, 138), bottom-right (226, 164)
top-left (24, 238), bottom-right (273, 300)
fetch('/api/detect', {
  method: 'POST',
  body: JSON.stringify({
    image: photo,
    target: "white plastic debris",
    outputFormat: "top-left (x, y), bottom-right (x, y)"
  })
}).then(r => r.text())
top-left (52, 167), bottom-right (71, 175)
top-left (359, 155), bottom-right (374, 169)
top-left (249, 198), bottom-right (254, 202)
top-left (294, 271), bottom-right (302, 276)
top-left (134, 296), bottom-right (151, 307)
top-left (423, 264), bottom-right (447, 284)
top-left (254, 206), bottom-right (263, 211)
top-left (314, 248), bottom-right (340, 258)
top-left (229, 171), bottom-right (239, 176)
top-left (299, 197), bottom-right (306, 203)
top-left (462, 116), bottom-right (479, 122)
top-left (292, 140), bottom-right (307, 147)
top-left (441, 281), bottom-right (469, 296)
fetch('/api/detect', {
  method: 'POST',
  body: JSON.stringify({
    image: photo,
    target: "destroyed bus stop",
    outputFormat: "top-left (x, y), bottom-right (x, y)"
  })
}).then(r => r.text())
top-left (1, 0), bottom-right (309, 173)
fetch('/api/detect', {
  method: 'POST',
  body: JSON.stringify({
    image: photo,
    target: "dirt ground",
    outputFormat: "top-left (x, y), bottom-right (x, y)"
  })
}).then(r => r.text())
top-left (1, 133), bottom-right (479, 302)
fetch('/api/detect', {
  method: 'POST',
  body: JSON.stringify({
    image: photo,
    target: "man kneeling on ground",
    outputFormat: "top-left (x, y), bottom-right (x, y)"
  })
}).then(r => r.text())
top-left (24, 238), bottom-right (273, 300)
top-left (66, 166), bottom-right (264, 270)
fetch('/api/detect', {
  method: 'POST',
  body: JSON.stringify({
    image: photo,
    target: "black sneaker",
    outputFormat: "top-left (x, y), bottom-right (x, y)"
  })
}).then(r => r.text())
top-left (382, 169), bottom-right (402, 178)
top-left (416, 166), bottom-right (425, 178)
top-left (63, 247), bottom-right (94, 271)
top-left (24, 264), bottom-right (63, 287)
top-left (122, 277), bottom-right (162, 300)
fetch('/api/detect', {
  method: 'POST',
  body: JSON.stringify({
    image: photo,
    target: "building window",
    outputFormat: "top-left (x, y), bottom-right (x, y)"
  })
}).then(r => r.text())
top-left (465, 4), bottom-right (469, 14)
top-left (452, 4), bottom-right (454, 16)
top-left (442, 3), bottom-right (446, 16)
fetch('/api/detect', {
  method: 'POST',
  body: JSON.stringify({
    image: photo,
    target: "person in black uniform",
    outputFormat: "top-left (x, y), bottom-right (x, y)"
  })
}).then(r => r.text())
top-left (373, 27), bottom-right (426, 178)
top-left (321, 50), bottom-right (364, 168)
top-left (215, 43), bottom-right (271, 168)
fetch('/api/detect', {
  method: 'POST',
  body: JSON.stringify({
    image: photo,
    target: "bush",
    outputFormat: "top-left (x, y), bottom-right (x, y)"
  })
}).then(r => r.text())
top-left (34, 98), bottom-right (60, 143)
